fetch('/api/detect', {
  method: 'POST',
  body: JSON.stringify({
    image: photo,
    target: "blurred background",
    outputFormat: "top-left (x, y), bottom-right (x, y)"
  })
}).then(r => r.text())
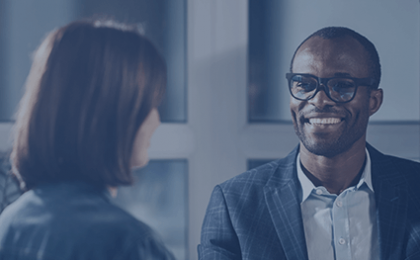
top-left (0, 0), bottom-right (418, 259)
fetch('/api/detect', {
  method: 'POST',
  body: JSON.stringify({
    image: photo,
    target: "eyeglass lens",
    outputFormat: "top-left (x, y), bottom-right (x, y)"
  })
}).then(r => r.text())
top-left (289, 74), bottom-right (356, 102)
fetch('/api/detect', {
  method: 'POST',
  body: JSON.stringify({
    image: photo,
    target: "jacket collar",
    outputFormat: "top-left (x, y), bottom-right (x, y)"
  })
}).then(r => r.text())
top-left (263, 145), bottom-right (309, 260)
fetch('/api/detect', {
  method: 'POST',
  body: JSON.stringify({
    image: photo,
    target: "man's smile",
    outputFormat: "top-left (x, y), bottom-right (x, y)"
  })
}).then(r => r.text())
top-left (301, 114), bottom-right (346, 132)
top-left (307, 117), bottom-right (343, 125)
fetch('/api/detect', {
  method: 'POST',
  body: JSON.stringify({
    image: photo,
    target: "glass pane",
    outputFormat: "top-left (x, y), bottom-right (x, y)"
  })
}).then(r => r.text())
top-left (111, 159), bottom-right (188, 260)
top-left (248, 0), bottom-right (287, 123)
top-left (0, 0), bottom-right (186, 122)
top-left (247, 159), bottom-right (274, 170)
top-left (0, 0), bottom-right (74, 121)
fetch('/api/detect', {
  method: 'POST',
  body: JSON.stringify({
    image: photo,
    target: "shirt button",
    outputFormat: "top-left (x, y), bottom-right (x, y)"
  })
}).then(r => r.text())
top-left (339, 238), bottom-right (346, 245)
top-left (336, 200), bottom-right (343, 207)
top-left (316, 189), bottom-right (323, 195)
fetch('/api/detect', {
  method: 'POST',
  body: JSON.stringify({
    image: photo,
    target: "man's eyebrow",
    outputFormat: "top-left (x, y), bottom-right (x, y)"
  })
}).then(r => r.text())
top-left (334, 72), bottom-right (352, 77)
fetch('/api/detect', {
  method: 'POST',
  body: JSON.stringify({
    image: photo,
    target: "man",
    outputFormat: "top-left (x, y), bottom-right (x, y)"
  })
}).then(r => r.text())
top-left (198, 27), bottom-right (420, 260)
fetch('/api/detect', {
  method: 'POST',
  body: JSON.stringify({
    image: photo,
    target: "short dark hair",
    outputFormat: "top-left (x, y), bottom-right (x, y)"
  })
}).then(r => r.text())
top-left (11, 20), bottom-right (166, 190)
top-left (290, 27), bottom-right (381, 88)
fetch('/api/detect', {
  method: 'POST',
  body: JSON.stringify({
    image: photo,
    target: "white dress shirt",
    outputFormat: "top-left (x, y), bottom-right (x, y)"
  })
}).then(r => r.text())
top-left (297, 149), bottom-right (380, 260)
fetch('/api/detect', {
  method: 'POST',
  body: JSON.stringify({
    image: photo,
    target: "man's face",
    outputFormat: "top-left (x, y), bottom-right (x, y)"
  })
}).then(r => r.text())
top-left (290, 36), bottom-right (382, 157)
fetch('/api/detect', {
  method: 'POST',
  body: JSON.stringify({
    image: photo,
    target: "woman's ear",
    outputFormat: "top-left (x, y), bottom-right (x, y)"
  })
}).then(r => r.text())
top-left (369, 88), bottom-right (383, 116)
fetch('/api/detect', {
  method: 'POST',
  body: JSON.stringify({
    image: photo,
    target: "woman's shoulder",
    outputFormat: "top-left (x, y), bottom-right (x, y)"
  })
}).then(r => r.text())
top-left (0, 183), bottom-right (175, 259)
top-left (71, 200), bottom-right (175, 259)
top-left (1, 182), bottom-right (155, 238)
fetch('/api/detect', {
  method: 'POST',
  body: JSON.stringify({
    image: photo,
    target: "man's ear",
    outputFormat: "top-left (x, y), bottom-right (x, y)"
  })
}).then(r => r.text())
top-left (369, 88), bottom-right (383, 116)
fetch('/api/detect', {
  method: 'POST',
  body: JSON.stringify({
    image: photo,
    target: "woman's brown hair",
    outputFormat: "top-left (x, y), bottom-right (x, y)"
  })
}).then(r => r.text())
top-left (11, 20), bottom-right (166, 190)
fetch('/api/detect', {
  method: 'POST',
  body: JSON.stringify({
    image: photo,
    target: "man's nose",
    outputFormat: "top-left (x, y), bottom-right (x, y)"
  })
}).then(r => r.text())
top-left (307, 85), bottom-right (335, 109)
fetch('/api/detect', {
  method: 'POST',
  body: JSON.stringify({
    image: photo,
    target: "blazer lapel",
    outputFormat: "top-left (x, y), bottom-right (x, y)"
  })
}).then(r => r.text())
top-left (263, 146), bottom-right (309, 260)
top-left (368, 144), bottom-right (409, 260)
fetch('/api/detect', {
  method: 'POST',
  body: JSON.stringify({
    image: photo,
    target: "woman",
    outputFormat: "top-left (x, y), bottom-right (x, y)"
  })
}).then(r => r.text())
top-left (0, 20), bottom-right (174, 259)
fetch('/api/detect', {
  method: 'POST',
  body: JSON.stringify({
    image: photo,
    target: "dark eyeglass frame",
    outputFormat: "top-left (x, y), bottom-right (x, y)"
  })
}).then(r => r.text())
top-left (286, 73), bottom-right (377, 103)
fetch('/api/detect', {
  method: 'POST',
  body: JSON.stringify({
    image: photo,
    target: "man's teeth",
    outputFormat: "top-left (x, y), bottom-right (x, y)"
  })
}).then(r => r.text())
top-left (308, 118), bottom-right (341, 125)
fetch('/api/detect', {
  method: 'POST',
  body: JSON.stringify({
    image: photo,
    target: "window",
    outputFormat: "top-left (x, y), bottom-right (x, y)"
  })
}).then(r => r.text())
top-left (247, 0), bottom-right (420, 123)
top-left (112, 160), bottom-right (188, 260)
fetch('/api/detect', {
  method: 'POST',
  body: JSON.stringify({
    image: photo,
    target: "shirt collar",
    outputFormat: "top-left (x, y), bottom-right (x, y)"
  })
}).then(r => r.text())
top-left (297, 148), bottom-right (373, 202)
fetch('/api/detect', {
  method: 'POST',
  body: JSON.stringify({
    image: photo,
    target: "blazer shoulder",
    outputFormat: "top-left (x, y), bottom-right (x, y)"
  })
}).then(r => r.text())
top-left (222, 159), bottom-right (281, 187)
top-left (387, 155), bottom-right (420, 186)
top-left (370, 146), bottom-right (420, 197)
top-left (376, 152), bottom-right (420, 179)
top-left (387, 155), bottom-right (420, 170)
top-left (219, 146), bottom-right (299, 192)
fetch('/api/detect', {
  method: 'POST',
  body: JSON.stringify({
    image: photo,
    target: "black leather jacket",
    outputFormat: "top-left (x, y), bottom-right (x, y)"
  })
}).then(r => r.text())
top-left (0, 181), bottom-right (175, 260)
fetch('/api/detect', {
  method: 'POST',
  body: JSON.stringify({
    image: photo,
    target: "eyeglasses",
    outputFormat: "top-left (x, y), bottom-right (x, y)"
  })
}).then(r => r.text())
top-left (286, 73), bottom-right (377, 103)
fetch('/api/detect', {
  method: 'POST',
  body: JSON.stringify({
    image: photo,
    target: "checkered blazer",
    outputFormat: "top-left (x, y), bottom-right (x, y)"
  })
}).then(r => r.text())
top-left (198, 144), bottom-right (420, 260)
